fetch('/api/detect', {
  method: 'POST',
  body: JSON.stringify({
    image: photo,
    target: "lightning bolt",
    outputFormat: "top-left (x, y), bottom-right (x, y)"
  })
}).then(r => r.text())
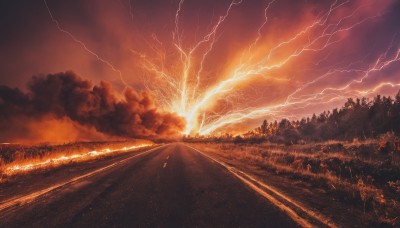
top-left (141, 0), bottom-right (244, 134)
top-left (172, 0), bottom-right (397, 135)
top-left (43, 0), bottom-right (128, 86)
top-left (199, 43), bottom-right (400, 135)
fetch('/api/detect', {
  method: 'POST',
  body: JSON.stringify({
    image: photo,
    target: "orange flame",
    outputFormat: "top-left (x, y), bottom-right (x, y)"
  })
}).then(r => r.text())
top-left (4, 144), bottom-right (153, 174)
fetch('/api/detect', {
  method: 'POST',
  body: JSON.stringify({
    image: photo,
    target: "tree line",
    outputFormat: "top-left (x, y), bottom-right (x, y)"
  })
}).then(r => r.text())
top-left (241, 90), bottom-right (400, 144)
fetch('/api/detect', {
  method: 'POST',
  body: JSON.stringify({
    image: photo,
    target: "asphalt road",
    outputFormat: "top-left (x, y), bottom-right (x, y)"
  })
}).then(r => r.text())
top-left (0, 143), bottom-right (299, 227)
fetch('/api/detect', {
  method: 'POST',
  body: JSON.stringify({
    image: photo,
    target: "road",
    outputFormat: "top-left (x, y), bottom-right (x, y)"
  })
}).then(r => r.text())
top-left (0, 143), bottom-right (299, 227)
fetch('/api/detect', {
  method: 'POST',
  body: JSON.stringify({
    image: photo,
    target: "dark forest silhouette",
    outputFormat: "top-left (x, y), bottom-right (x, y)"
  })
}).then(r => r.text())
top-left (185, 90), bottom-right (400, 144)
top-left (247, 90), bottom-right (400, 144)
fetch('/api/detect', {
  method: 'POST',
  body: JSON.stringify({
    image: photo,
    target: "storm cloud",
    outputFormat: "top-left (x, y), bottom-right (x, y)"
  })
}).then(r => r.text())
top-left (0, 71), bottom-right (185, 142)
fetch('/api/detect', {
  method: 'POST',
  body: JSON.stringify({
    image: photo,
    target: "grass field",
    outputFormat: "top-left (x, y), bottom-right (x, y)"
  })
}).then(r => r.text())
top-left (189, 138), bottom-right (400, 226)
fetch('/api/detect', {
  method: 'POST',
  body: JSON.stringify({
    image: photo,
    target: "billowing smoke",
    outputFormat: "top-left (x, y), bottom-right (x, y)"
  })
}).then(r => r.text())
top-left (0, 71), bottom-right (185, 142)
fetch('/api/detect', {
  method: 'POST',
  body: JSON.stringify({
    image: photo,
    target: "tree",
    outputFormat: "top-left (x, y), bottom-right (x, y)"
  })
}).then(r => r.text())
top-left (260, 120), bottom-right (268, 136)
top-left (253, 89), bottom-right (400, 143)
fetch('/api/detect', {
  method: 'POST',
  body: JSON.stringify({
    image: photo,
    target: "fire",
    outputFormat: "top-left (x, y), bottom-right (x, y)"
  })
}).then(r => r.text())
top-left (5, 144), bottom-right (152, 174)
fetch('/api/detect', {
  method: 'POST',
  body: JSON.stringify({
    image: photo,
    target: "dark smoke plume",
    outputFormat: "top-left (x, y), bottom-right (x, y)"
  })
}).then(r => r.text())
top-left (0, 71), bottom-right (185, 142)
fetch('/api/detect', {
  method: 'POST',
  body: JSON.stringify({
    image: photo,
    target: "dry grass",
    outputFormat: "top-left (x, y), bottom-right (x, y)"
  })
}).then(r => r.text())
top-left (191, 140), bottom-right (400, 226)
top-left (0, 140), bottom-right (152, 181)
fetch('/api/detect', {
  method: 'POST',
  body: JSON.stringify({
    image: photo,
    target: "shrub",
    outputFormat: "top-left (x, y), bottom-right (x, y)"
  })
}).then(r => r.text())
top-left (379, 132), bottom-right (399, 154)
top-left (233, 135), bottom-right (245, 144)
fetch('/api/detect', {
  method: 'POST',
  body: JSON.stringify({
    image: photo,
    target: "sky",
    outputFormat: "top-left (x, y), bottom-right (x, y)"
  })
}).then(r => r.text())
top-left (1, 0), bottom-right (400, 138)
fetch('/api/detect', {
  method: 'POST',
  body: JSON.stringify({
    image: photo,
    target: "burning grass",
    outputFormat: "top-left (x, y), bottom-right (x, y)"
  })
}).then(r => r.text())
top-left (0, 140), bottom-right (153, 181)
top-left (189, 138), bottom-right (400, 226)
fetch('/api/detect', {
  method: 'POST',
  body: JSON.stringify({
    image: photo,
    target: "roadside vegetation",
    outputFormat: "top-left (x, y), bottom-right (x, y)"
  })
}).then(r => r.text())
top-left (185, 91), bottom-right (400, 226)
top-left (0, 140), bottom-right (152, 182)
top-left (189, 139), bottom-right (399, 226)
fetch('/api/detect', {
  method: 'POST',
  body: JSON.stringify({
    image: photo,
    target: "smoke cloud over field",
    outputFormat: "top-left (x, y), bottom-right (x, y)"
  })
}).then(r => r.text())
top-left (0, 71), bottom-right (185, 142)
